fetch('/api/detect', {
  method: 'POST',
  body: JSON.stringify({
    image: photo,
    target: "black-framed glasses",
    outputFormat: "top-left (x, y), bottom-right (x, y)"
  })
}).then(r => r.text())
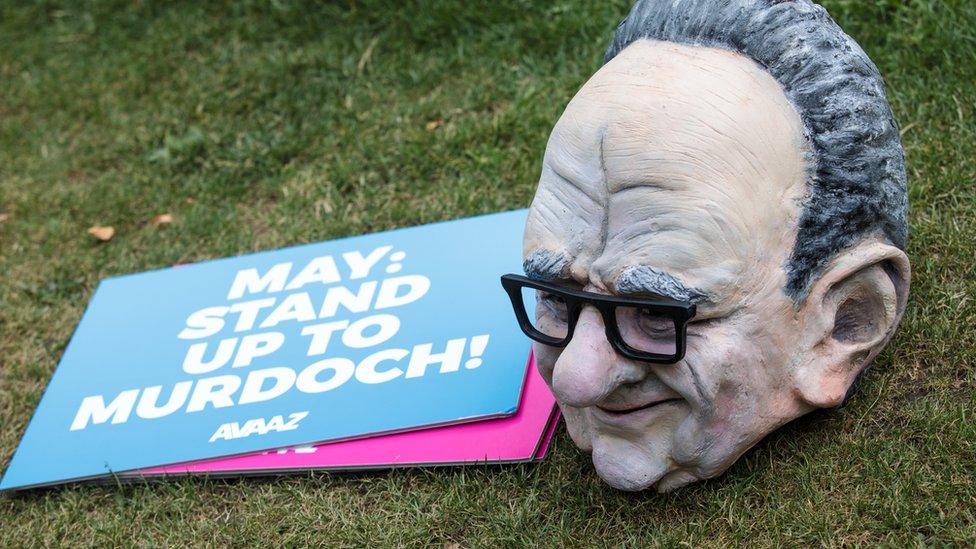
top-left (500, 274), bottom-right (696, 364)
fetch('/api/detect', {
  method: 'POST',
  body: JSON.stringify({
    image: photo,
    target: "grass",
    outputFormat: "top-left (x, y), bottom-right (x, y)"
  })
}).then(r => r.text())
top-left (1, 0), bottom-right (974, 545)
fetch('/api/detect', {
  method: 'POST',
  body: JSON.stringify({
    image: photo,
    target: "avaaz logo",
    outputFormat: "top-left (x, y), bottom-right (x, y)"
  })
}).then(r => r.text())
top-left (208, 411), bottom-right (309, 442)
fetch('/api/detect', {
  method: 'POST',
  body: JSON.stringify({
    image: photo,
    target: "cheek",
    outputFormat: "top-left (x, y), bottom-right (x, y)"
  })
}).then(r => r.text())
top-left (684, 317), bottom-right (788, 437)
top-left (532, 342), bottom-right (562, 384)
top-left (532, 342), bottom-right (595, 451)
top-left (683, 321), bottom-right (762, 403)
top-left (686, 312), bottom-right (793, 398)
top-left (672, 313), bottom-right (802, 473)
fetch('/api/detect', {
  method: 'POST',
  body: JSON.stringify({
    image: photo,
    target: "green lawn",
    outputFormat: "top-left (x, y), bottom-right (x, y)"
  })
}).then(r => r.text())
top-left (1, 0), bottom-right (974, 545)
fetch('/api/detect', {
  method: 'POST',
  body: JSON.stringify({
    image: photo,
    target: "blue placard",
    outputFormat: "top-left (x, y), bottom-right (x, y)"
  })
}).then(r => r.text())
top-left (1, 210), bottom-right (530, 490)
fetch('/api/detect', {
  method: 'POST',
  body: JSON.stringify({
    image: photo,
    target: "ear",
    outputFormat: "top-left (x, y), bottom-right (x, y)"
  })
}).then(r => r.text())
top-left (793, 240), bottom-right (910, 408)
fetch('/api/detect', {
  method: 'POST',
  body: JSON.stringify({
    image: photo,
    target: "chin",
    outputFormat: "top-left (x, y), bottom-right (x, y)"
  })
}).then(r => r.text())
top-left (590, 443), bottom-right (704, 492)
top-left (570, 401), bottom-right (698, 491)
top-left (589, 432), bottom-right (676, 492)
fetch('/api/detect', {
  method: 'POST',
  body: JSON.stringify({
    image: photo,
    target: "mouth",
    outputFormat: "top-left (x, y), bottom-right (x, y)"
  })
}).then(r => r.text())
top-left (597, 398), bottom-right (683, 415)
top-left (590, 398), bottom-right (684, 427)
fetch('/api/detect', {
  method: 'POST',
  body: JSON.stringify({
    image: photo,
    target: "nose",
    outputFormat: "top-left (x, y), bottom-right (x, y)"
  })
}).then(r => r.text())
top-left (551, 306), bottom-right (645, 407)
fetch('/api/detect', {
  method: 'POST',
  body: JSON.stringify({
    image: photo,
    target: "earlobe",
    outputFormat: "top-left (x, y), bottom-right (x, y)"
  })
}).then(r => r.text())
top-left (794, 240), bottom-right (911, 408)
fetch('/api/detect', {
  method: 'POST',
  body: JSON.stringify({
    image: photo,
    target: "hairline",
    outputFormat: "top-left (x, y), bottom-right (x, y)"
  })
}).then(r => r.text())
top-left (601, 0), bottom-right (908, 302)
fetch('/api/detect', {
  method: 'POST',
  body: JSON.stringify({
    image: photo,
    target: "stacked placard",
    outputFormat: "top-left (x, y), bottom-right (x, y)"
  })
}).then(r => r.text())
top-left (129, 353), bottom-right (556, 479)
top-left (0, 210), bottom-right (557, 491)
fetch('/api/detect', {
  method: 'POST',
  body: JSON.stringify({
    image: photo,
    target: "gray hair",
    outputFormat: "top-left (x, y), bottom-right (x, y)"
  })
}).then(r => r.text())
top-left (604, 0), bottom-right (908, 300)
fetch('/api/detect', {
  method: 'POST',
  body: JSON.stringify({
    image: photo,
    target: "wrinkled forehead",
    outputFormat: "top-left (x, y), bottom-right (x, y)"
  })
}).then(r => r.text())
top-left (523, 40), bottom-right (808, 310)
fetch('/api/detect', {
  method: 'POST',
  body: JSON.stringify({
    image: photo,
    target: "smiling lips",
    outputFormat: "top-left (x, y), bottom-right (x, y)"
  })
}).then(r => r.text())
top-left (589, 397), bottom-right (684, 427)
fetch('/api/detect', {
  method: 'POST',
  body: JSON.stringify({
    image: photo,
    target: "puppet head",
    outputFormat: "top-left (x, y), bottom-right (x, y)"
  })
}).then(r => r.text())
top-left (516, 0), bottom-right (909, 491)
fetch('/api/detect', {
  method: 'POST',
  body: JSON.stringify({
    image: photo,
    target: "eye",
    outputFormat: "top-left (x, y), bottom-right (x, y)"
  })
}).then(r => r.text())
top-left (636, 309), bottom-right (676, 338)
top-left (538, 292), bottom-right (569, 320)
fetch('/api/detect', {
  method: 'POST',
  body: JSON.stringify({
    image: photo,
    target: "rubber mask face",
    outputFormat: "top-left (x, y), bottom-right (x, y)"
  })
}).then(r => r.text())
top-left (523, 39), bottom-right (816, 492)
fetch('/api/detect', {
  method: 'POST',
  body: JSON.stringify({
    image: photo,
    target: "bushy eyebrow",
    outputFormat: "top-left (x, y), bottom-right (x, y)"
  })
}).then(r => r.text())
top-left (522, 249), bottom-right (570, 281)
top-left (615, 265), bottom-right (709, 304)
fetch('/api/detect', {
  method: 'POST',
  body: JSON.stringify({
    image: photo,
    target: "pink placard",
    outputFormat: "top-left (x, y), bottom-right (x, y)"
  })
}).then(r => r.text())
top-left (533, 406), bottom-right (560, 460)
top-left (131, 352), bottom-right (557, 477)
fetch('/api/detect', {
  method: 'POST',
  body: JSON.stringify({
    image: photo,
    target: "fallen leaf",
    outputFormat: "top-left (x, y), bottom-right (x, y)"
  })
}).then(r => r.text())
top-left (0, 212), bottom-right (9, 223)
top-left (87, 225), bottom-right (115, 241)
top-left (425, 119), bottom-right (444, 131)
top-left (151, 213), bottom-right (174, 226)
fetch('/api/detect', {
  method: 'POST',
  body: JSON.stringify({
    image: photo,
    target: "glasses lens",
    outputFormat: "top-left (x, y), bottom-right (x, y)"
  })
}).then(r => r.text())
top-left (615, 306), bottom-right (677, 357)
top-left (520, 285), bottom-right (570, 341)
